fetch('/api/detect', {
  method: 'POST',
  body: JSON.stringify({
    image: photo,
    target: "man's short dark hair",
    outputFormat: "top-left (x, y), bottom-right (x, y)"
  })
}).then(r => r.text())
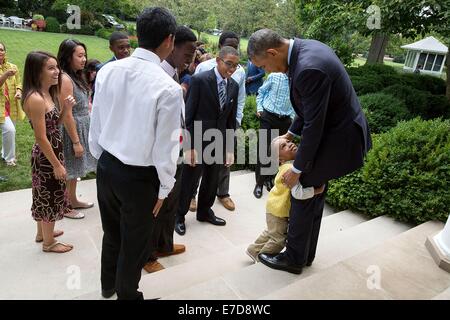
top-left (219, 46), bottom-right (239, 59)
top-left (247, 29), bottom-right (285, 58)
top-left (109, 32), bottom-right (128, 46)
top-left (137, 7), bottom-right (177, 50)
top-left (219, 31), bottom-right (239, 46)
top-left (175, 26), bottom-right (197, 46)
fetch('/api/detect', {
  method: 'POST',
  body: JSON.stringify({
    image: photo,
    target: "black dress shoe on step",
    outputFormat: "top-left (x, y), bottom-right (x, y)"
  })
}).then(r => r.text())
top-left (253, 184), bottom-right (263, 198)
top-left (264, 180), bottom-right (274, 192)
top-left (101, 288), bottom-right (116, 299)
top-left (175, 220), bottom-right (186, 235)
top-left (258, 253), bottom-right (303, 274)
top-left (197, 214), bottom-right (226, 226)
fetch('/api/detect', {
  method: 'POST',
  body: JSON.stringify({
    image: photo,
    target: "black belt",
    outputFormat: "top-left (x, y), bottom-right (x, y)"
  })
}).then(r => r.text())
top-left (263, 109), bottom-right (291, 119)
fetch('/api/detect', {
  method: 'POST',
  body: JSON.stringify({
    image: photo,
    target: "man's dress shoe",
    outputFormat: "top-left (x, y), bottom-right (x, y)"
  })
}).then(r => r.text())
top-left (197, 213), bottom-right (226, 226)
top-left (258, 253), bottom-right (303, 274)
top-left (253, 184), bottom-right (263, 199)
top-left (175, 220), bottom-right (186, 235)
top-left (264, 180), bottom-right (274, 192)
top-left (101, 288), bottom-right (116, 299)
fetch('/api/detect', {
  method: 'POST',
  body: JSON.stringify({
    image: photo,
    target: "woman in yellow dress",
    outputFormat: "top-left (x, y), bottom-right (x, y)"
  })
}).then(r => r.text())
top-left (0, 42), bottom-right (24, 166)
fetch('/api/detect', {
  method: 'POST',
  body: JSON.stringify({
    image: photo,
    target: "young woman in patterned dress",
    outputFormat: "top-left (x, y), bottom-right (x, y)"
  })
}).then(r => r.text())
top-left (22, 51), bottom-right (76, 253)
top-left (57, 39), bottom-right (97, 219)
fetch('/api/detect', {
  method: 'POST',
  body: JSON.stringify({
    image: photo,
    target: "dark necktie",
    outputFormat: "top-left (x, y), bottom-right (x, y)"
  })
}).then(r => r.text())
top-left (218, 80), bottom-right (227, 110)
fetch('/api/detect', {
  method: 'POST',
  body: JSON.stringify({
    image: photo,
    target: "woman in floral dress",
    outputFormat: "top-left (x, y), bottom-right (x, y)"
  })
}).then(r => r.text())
top-left (22, 51), bottom-right (76, 253)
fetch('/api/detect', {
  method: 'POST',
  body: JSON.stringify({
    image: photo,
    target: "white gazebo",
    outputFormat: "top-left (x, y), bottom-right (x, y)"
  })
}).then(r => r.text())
top-left (401, 36), bottom-right (448, 77)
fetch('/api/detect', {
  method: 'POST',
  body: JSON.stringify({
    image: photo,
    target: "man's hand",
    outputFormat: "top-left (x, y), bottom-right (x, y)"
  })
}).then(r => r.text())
top-left (184, 149), bottom-right (197, 167)
top-left (273, 132), bottom-right (294, 145)
top-left (225, 152), bottom-right (234, 167)
top-left (153, 198), bottom-right (164, 217)
top-left (282, 169), bottom-right (301, 188)
top-left (256, 111), bottom-right (262, 118)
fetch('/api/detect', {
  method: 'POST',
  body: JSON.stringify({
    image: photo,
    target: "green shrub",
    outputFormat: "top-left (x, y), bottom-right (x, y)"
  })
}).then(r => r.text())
top-left (232, 95), bottom-right (259, 171)
top-left (327, 118), bottom-right (450, 224)
top-left (44, 17), bottom-right (60, 33)
top-left (424, 94), bottom-right (450, 120)
top-left (95, 28), bottom-right (113, 40)
top-left (399, 73), bottom-right (446, 95)
top-left (382, 85), bottom-right (428, 117)
top-left (418, 75), bottom-right (446, 95)
top-left (351, 74), bottom-right (384, 95)
top-left (60, 24), bottom-right (95, 35)
top-left (90, 20), bottom-right (104, 32)
top-left (359, 93), bottom-right (411, 133)
top-left (240, 95), bottom-right (259, 131)
top-left (32, 14), bottom-right (44, 21)
top-left (360, 63), bottom-right (398, 76)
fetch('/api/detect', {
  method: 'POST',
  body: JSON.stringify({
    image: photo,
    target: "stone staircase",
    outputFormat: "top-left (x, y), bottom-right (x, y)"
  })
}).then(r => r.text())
top-left (0, 171), bottom-right (449, 300)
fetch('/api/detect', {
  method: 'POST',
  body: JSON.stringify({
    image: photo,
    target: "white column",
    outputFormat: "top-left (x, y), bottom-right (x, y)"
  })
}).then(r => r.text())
top-left (434, 217), bottom-right (450, 259)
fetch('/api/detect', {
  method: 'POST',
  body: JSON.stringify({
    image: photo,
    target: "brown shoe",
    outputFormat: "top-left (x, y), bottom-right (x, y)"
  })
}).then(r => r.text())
top-left (155, 244), bottom-right (186, 258)
top-left (219, 197), bottom-right (235, 211)
top-left (143, 260), bottom-right (165, 273)
top-left (189, 198), bottom-right (197, 212)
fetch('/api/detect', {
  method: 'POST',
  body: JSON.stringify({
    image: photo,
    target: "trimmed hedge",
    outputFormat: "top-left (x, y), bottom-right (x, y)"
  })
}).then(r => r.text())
top-left (381, 85), bottom-right (428, 117)
top-left (327, 118), bottom-right (450, 224)
top-left (44, 17), bottom-right (60, 33)
top-left (232, 95), bottom-right (258, 171)
top-left (351, 75), bottom-right (384, 95)
top-left (359, 93), bottom-right (411, 133)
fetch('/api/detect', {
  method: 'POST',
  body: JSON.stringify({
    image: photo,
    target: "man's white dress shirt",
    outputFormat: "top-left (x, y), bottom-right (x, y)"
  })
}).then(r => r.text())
top-left (89, 48), bottom-right (184, 199)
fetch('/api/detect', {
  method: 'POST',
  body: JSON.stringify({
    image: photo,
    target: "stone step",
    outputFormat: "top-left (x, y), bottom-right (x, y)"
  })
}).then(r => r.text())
top-left (163, 215), bottom-right (412, 300)
top-left (139, 245), bottom-right (252, 299)
top-left (144, 209), bottom-right (366, 300)
top-left (263, 221), bottom-right (450, 300)
top-left (432, 287), bottom-right (450, 300)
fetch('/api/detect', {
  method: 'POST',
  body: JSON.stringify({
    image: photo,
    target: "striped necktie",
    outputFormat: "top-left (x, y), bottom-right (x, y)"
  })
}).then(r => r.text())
top-left (218, 79), bottom-right (227, 110)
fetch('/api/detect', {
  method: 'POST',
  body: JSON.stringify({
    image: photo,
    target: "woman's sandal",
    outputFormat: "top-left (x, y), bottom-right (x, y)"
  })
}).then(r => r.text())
top-left (6, 160), bottom-right (16, 167)
top-left (35, 230), bottom-right (64, 243)
top-left (64, 210), bottom-right (85, 219)
top-left (42, 241), bottom-right (73, 253)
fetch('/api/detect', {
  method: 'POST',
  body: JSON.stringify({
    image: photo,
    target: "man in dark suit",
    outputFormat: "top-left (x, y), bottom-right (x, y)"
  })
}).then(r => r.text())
top-left (175, 46), bottom-right (240, 236)
top-left (247, 29), bottom-right (371, 274)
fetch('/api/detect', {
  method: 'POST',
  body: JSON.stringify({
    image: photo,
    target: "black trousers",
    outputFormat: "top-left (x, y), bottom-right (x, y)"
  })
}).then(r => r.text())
top-left (97, 151), bottom-right (159, 300)
top-left (177, 162), bottom-right (220, 221)
top-left (285, 181), bottom-right (328, 266)
top-left (148, 164), bottom-right (183, 261)
top-left (255, 110), bottom-right (292, 186)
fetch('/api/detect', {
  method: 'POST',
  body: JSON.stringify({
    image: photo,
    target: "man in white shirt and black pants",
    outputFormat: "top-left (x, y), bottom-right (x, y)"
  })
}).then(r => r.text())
top-left (89, 7), bottom-right (183, 300)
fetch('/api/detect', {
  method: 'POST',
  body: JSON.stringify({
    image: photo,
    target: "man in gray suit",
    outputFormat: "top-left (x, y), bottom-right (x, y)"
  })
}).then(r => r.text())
top-left (247, 29), bottom-right (371, 274)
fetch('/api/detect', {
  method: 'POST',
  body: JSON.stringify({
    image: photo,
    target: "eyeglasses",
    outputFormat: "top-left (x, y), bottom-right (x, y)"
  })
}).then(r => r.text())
top-left (219, 58), bottom-right (240, 70)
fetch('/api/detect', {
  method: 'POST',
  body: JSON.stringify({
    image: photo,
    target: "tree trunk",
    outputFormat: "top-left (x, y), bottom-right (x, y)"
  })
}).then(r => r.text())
top-left (366, 33), bottom-right (389, 64)
top-left (446, 50), bottom-right (450, 102)
top-left (197, 30), bottom-right (201, 41)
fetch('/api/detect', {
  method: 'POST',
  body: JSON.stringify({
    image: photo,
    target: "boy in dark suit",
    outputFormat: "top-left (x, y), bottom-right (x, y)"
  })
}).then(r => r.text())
top-left (175, 46), bottom-right (240, 236)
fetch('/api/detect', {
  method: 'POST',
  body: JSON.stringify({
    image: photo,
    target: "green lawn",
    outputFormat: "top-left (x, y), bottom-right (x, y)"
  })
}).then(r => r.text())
top-left (351, 57), bottom-right (404, 72)
top-left (0, 28), bottom-right (113, 78)
top-left (0, 29), bottom-right (112, 192)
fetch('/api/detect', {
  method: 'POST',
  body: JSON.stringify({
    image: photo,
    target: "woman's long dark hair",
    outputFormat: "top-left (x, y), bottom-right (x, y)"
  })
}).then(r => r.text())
top-left (57, 38), bottom-right (89, 92)
top-left (22, 51), bottom-right (61, 107)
